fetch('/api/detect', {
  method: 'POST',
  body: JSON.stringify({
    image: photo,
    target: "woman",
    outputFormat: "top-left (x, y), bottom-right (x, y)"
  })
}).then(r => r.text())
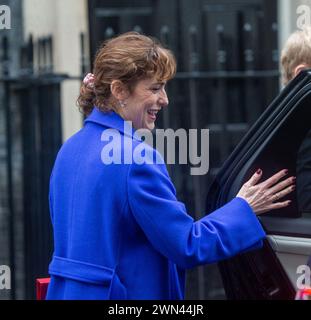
top-left (46, 32), bottom-right (295, 300)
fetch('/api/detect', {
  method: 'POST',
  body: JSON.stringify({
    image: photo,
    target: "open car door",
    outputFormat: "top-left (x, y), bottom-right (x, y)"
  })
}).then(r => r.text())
top-left (205, 70), bottom-right (311, 299)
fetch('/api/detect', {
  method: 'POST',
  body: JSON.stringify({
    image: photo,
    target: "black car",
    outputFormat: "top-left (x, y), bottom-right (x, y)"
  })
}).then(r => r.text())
top-left (205, 69), bottom-right (311, 300)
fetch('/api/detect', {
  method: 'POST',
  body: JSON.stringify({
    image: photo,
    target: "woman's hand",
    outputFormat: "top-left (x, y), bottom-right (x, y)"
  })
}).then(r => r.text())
top-left (236, 169), bottom-right (296, 215)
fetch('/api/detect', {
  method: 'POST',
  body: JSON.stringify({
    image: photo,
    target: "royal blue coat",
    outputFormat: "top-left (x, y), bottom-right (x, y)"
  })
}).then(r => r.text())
top-left (46, 108), bottom-right (266, 300)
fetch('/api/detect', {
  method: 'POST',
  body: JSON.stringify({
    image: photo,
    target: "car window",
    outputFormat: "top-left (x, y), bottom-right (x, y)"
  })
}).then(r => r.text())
top-left (210, 72), bottom-right (311, 222)
top-left (259, 85), bottom-right (311, 219)
top-left (296, 128), bottom-right (311, 218)
top-left (225, 79), bottom-right (311, 219)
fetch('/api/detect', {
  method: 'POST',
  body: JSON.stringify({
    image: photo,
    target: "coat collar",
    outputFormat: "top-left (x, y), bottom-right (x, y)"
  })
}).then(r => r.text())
top-left (84, 107), bottom-right (142, 141)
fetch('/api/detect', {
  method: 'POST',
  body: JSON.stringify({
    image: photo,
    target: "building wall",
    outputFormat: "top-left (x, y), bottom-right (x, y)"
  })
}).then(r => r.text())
top-left (278, 0), bottom-right (311, 52)
top-left (22, 0), bottom-right (89, 142)
top-left (21, 0), bottom-right (311, 142)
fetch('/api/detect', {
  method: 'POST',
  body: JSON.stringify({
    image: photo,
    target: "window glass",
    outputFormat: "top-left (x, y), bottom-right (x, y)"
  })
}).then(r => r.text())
top-left (297, 128), bottom-right (311, 218)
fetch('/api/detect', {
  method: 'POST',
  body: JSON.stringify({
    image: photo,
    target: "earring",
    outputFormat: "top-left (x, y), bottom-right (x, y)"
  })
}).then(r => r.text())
top-left (119, 100), bottom-right (126, 108)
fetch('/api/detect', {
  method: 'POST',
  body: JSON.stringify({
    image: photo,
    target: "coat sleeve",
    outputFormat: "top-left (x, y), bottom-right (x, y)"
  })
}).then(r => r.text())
top-left (127, 152), bottom-right (266, 269)
top-left (49, 168), bottom-right (55, 224)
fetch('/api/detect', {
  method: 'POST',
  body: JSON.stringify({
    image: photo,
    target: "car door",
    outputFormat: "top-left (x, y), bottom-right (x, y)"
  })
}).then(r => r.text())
top-left (205, 69), bottom-right (311, 300)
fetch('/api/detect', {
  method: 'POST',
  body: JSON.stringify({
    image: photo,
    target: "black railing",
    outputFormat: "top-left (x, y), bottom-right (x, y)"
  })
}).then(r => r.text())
top-left (0, 33), bottom-right (87, 299)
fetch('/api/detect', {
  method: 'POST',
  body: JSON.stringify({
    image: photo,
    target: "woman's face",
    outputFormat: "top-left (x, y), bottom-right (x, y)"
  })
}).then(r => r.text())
top-left (119, 77), bottom-right (169, 130)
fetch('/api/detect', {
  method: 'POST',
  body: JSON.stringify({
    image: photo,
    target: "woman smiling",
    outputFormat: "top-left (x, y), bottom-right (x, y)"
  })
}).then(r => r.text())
top-left (46, 32), bottom-right (295, 300)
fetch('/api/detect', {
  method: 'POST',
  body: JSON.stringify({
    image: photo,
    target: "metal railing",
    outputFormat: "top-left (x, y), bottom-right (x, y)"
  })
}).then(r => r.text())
top-left (0, 33), bottom-right (87, 299)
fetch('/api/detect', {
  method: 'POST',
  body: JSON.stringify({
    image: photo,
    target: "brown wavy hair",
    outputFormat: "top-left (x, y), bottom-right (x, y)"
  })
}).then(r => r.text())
top-left (77, 32), bottom-right (177, 116)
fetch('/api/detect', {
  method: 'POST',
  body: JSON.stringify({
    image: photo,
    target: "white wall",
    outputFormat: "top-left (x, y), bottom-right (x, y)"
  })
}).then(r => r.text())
top-left (278, 0), bottom-right (311, 49)
top-left (23, 0), bottom-right (89, 142)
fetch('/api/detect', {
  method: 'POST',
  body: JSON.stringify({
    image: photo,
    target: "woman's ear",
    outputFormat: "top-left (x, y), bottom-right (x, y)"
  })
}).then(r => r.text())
top-left (293, 64), bottom-right (310, 78)
top-left (110, 80), bottom-right (129, 101)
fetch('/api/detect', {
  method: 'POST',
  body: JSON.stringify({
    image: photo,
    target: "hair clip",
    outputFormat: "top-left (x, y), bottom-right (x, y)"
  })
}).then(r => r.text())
top-left (83, 73), bottom-right (95, 89)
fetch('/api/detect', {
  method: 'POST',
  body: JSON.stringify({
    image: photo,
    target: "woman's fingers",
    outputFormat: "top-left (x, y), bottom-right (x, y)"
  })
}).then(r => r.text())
top-left (237, 169), bottom-right (296, 216)
top-left (271, 184), bottom-right (295, 202)
top-left (258, 200), bottom-right (292, 214)
top-left (265, 176), bottom-right (296, 196)
top-left (268, 200), bottom-right (292, 210)
top-left (259, 169), bottom-right (289, 189)
top-left (245, 169), bottom-right (263, 187)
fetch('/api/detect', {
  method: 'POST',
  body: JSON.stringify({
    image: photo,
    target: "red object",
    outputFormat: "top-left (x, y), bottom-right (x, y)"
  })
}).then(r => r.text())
top-left (295, 288), bottom-right (311, 300)
top-left (36, 278), bottom-right (50, 300)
